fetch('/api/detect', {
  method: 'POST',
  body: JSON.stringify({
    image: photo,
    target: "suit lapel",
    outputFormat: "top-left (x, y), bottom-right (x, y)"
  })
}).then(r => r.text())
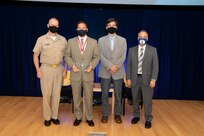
top-left (112, 35), bottom-right (118, 54)
top-left (82, 36), bottom-right (91, 57)
top-left (135, 46), bottom-right (139, 64)
top-left (73, 37), bottom-right (83, 59)
top-left (142, 45), bottom-right (149, 63)
top-left (105, 35), bottom-right (112, 51)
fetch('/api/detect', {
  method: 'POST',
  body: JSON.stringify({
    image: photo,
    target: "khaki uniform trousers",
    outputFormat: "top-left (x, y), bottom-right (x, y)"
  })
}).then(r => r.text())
top-left (40, 64), bottom-right (64, 121)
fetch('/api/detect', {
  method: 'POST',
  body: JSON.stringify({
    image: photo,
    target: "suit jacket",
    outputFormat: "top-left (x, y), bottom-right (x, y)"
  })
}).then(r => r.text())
top-left (126, 45), bottom-right (159, 87)
top-left (98, 34), bottom-right (127, 80)
top-left (65, 36), bottom-right (99, 82)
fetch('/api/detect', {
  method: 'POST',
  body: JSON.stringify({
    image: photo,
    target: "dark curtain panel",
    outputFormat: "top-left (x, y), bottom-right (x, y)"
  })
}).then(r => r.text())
top-left (0, 2), bottom-right (204, 99)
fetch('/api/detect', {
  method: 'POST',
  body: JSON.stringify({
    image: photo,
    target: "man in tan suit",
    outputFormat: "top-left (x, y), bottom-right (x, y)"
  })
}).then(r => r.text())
top-left (33, 18), bottom-right (67, 126)
top-left (65, 21), bottom-right (99, 127)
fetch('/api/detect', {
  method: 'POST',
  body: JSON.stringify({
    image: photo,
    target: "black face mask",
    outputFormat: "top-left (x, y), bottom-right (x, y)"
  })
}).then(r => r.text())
top-left (77, 30), bottom-right (87, 37)
top-left (48, 26), bottom-right (58, 33)
top-left (107, 27), bottom-right (117, 34)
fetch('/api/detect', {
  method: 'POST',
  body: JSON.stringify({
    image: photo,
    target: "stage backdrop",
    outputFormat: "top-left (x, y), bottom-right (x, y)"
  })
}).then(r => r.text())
top-left (0, 2), bottom-right (204, 100)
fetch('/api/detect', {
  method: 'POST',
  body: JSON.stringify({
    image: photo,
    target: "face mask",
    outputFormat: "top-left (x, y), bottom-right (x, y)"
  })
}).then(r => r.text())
top-left (77, 30), bottom-right (87, 36)
top-left (138, 38), bottom-right (147, 45)
top-left (107, 27), bottom-right (117, 34)
top-left (48, 26), bottom-right (58, 33)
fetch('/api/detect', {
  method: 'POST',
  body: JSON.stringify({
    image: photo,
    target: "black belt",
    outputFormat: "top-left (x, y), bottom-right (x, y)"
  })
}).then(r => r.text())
top-left (137, 74), bottom-right (142, 76)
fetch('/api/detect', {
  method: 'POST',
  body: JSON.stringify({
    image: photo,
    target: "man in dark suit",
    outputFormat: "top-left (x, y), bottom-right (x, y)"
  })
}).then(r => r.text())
top-left (65, 21), bottom-right (99, 127)
top-left (126, 30), bottom-right (159, 128)
top-left (98, 18), bottom-right (127, 124)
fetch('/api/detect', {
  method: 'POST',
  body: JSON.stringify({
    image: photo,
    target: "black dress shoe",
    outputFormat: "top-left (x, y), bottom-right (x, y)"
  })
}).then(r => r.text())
top-left (131, 117), bottom-right (140, 124)
top-left (145, 121), bottom-right (152, 129)
top-left (51, 118), bottom-right (60, 125)
top-left (86, 120), bottom-right (94, 127)
top-left (44, 120), bottom-right (51, 126)
top-left (73, 119), bottom-right (81, 126)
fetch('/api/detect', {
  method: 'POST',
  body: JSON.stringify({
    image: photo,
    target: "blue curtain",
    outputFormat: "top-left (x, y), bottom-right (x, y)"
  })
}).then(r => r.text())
top-left (0, 2), bottom-right (204, 99)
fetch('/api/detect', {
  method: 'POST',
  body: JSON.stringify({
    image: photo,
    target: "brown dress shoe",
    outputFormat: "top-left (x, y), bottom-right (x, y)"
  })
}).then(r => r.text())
top-left (114, 115), bottom-right (122, 124)
top-left (101, 116), bottom-right (108, 123)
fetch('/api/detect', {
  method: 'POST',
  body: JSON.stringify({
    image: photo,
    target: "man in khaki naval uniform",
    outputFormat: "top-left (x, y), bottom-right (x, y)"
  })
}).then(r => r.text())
top-left (65, 21), bottom-right (99, 127)
top-left (33, 18), bottom-right (67, 126)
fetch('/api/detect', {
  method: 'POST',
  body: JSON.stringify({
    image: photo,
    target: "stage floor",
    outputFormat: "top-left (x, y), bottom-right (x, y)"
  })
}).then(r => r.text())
top-left (0, 96), bottom-right (204, 136)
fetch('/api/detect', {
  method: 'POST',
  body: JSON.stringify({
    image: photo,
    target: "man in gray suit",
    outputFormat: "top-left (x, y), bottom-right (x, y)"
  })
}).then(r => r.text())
top-left (98, 18), bottom-right (127, 124)
top-left (65, 21), bottom-right (99, 127)
top-left (126, 30), bottom-right (159, 128)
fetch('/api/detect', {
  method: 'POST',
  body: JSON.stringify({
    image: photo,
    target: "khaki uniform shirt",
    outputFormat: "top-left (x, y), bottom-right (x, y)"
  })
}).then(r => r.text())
top-left (33, 33), bottom-right (67, 65)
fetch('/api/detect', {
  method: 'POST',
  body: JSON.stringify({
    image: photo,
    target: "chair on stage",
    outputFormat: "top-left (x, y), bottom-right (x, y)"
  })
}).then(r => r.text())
top-left (60, 70), bottom-right (72, 104)
top-left (122, 78), bottom-right (143, 116)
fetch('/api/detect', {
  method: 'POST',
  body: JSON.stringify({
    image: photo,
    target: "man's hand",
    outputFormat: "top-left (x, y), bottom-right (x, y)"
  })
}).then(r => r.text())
top-left (108, 69), bottom-right (114, 74)
top-left (150, 80), bottom-right (156, 88)
top-left (109, 65), bottom-right (119, 74)
top-left (126, 79), bottom-right (132, 87)
top-left (84, 66), bottom-right (93, 73)
top-left (72, 65), bottom-right (80, 72)
top-left (63, 70), bottom-right (67, 78)
top-left (37, 70), bottom-right (43, 79)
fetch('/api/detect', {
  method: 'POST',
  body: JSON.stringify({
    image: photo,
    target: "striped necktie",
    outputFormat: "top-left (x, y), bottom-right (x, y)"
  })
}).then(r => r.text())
top-left (138, 47), bottom-right (144, 74)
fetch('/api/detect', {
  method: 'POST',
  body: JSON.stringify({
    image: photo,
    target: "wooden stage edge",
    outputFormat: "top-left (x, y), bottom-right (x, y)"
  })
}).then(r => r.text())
top-left (0, 96), bottom-right (204, 136)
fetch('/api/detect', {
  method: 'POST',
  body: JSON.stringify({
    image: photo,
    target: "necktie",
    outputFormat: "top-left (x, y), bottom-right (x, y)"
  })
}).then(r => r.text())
top-left (138, 47), bottom-right (144, 74)
top-left (80, 38), bottom-right (84, 52)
